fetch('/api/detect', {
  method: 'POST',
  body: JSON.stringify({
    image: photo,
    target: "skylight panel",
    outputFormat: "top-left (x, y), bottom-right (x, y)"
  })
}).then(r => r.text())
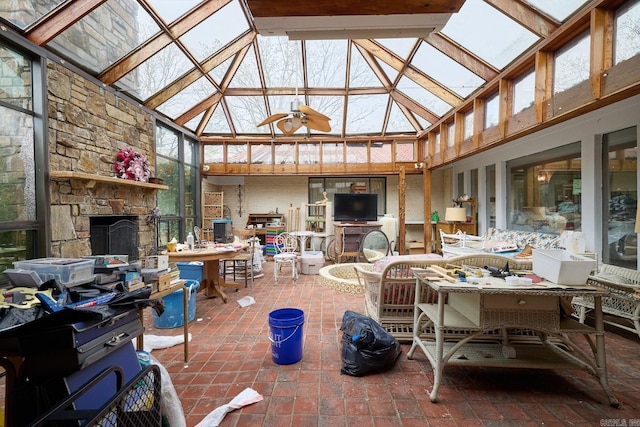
top-left (156, 76), bottom-right (217, 119)
top-left (415, 115), bottom-right (431, 130)
top-left (147, 0), bottom-right (202, 25)
top-left (411, 42), bottom-right (484, 98)
top-left (376, 38), bottom-right (418, 61)
top-left (115, 43), bottom-right (193, 101)
top-left (523, 0), bottom-right (589, 22)
top-left (306, 40), bottom-right (348, 88)
top-left (441, 0), bottom-right (539, 69)
top-left (184, 111), bottom-right (206, 132)
top-left (208, 56), bottom-right (234, 85)
top-left (0, 0), bottom-right (65, 29)
top-left (226, 96), bottom-right (269, 134)
top-left (46, 0), bottom-right (159, 74)
top-left (349, 45), bottom-right (384, 87)
top-left (345, 94), bottom-right (387, 134)
top-left (228, 45), bottom-right (261, 88)
top-left (375, 58), bottom-right (398, 83)
top-left (257, 37), bottom-right (302, 87)
top-left (180, 1), bottom-right (248, 62)
top-left (396, 76), bottom-right (452, 117)
top-left (308, 96), bottom-right (343, 133)
top-left (386, 101), bottom-right (415, 133)
top-left (203, 104), bottom-right (232, 134)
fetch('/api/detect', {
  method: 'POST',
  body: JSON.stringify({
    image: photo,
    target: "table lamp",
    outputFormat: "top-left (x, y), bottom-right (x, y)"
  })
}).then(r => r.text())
top-left (445, 207), bottom-right (467, 224)
top-left (445, 207), bottom-right (468, 247)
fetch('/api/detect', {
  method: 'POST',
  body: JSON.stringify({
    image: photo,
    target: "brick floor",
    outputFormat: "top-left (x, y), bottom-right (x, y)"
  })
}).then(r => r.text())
top-left (145, 259), bottom-right (640, 426)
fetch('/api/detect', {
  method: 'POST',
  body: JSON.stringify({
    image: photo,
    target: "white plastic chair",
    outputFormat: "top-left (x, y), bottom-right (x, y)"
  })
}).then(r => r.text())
top-left (273, 232), bottom-right (299, 282)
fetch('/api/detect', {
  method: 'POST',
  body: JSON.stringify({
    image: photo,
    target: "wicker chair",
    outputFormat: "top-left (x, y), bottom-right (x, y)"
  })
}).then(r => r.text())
top-left (354, 254), bottom-right (534, 342)
top-left (573, 263), bottom-right (640, 338)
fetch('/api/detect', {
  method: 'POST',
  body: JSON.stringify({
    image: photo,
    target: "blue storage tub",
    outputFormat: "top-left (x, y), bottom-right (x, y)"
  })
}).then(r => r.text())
top-left (176, 261), bottom-right (203, 281)
top-left (152, 280), bottom-right (199, 329)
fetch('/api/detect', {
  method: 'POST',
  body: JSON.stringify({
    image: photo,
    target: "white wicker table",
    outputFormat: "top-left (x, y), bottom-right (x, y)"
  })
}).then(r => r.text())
top-left (407, 272), bottom-right (619, 407)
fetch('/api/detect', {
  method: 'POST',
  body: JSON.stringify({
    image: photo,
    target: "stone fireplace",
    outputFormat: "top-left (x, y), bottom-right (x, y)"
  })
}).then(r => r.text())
top-left (45, 60), bottom-right (159, 260)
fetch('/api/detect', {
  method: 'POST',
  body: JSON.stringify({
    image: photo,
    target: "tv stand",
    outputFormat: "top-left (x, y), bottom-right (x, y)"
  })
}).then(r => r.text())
top-left (334, 222), bottom-right (381, 263)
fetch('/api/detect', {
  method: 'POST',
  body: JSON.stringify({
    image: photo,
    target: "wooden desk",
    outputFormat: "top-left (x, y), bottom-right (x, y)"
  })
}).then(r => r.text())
top-left (408, 271), bottom-right (618, 407)
top-left (137, 279), bottom-right (191, 362)
top-left (166, 247), bottom-right (241, 302)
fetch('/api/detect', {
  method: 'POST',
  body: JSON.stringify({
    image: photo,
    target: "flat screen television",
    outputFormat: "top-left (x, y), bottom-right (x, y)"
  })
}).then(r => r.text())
top-left (334, 193), bottom-right (378, 222)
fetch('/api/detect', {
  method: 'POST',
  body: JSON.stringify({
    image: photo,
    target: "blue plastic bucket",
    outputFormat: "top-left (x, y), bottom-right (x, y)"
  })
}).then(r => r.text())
top-left (268, 308), bottom-right (305, 365)
top-left (152, 280), bottom-right (199, 329)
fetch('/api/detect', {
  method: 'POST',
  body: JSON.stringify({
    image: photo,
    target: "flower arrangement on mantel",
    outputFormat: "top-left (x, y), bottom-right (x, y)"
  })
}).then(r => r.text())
top-left (114, 147), bottom-right (150, 182)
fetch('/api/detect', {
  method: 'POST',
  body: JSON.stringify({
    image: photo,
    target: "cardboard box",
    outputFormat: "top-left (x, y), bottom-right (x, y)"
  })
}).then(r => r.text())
top-left (532, 249), bottom-right (596, 285)
top-left (143, 255), bottom-right (168, 270)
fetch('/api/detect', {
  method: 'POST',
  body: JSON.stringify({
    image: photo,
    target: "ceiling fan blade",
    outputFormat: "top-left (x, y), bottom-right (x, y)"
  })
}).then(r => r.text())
top-left (257, 113), bottom-right (289, 127)
top-left (305, 116), bottom-right (331, 132)
top-left (299, 104), bottom-right (331, 121)
top-left (276, 118), bottom-right (303, 135)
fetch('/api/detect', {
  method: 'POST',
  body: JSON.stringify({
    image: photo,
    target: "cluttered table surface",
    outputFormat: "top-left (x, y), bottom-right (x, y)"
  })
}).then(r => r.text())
top-left (407, 268), bottom-right (618, 407)
top-left (164, 245), bottom-right (243, 302)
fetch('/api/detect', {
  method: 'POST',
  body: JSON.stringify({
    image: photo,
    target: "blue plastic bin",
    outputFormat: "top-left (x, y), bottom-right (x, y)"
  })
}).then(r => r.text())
top-left (176, 261), bottom-right (203, 281)
top-left (152, 280), bottom-right (199, 328)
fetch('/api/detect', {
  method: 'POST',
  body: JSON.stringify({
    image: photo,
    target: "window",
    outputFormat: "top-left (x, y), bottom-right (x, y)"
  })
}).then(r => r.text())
top-left (447, 122), bottom-right (455, 147)
top-left (602, 127), bottom-right (637, 268)
top-left (486, 164), bottom-right (496, 228)
top-left (308, 177), bottom-right (386, 217)
top-left (463, 110), bottom-right (474, 140)
top-left (0, 43), bottom-right (42, 274)
top-left (203, 144), bottom-right (223, 163)
top-left (484, 92), bottom-right (499, 129)
top-left (395, 141), bottom-right (415, 162)
top-left (370, 142), bottom-right (391, 163)
top-left (508, 143), bottom-right (581, 234)
top-left (554, 31), bottom-right (590, 94)
top-left (513, 68), bottom-right (535, 114)
top-left (614, 0), bottom-right (640, 65)
top-left (346, 142), bottom-right (368, 163)
top-left (155, 124), bottom-right (200, 247)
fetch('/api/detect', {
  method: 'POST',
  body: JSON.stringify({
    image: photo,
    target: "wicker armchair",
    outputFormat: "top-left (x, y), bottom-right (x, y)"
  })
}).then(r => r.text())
top-left (573, 263), bottom-right (640, 338)
top-left (354, 254), bottom-right (533, 342)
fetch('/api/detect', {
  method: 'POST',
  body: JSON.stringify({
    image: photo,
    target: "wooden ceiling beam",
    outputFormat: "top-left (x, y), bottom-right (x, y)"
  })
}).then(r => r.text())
top-left (354, 39), bottom-right (463, 106)
top-left (426, 33), bottom-right (499, 82)
top-left (144, 32), bottom-right (254, 109)
top-left (99, 0), bottom-right (231, 84)
top-left (485, 0), bottom-right (559, 38)
top-left (24, 0), bottom-right (106, 45)
top-left (175, 92), bottom-right (223, 127)
top-left (391, 91), bottom-right (440, 124)
top-left (353, 45), bottom-right (391, 90)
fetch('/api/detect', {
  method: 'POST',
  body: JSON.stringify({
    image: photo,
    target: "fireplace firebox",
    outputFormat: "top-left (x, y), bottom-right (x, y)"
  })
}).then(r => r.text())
top-left (90, 216), bottom-right (139, 261)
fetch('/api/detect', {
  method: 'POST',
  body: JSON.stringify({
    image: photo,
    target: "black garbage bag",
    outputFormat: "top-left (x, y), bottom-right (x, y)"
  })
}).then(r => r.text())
top-left (339, 310), bottom-right (402, 376)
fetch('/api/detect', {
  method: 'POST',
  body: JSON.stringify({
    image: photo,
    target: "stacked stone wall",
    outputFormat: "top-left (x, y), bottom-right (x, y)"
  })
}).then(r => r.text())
top-left (47, 60), bottom-right (157, 258)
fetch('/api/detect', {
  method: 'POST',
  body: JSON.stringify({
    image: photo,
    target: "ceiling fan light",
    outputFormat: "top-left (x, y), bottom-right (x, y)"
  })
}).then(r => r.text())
top-left (283, 119), bottom-right (293, 132)
top-left (291, 116), bottom-right (302, 127)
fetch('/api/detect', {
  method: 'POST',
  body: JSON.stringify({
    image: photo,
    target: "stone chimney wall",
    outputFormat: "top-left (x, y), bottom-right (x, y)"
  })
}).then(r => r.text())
top-left (47, 60), bottom-right (158, 258)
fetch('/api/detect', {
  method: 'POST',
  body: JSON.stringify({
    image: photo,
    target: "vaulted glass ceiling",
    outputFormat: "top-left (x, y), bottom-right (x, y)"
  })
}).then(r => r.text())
top-left (1, 0), bottom-right (590, 139)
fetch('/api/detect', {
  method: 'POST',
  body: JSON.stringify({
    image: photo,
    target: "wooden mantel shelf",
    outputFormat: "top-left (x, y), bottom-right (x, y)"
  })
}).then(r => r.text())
top-left (50, 171), bottom-right (169, 190)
